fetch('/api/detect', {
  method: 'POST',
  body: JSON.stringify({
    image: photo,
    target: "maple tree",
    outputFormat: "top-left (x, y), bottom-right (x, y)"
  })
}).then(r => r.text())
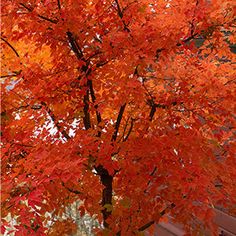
top-left (1, 0), bottom-right (236, 235)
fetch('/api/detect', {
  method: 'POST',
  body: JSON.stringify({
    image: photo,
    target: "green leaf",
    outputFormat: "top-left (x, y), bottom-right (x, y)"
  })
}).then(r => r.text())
top-left (103, 204), bottom-right (113, 212)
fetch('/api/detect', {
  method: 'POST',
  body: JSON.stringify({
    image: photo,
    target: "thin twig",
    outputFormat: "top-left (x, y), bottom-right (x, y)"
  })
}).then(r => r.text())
top-left (112, 104), bottom-right (126, 141)
top-left (144, 166), bottom-right (157, 193)
top-left (138, 220), bottom-right (155, 231)
top-left (1, 37), bottom-right (20, 57)
top-left (224, 78), bottom-right (236, 86)
top-left (88, 79), bottom-right (102, 136)
top-left (41, 102), bottom-right (71, 140)
top-left (61, 182), bottom-right (82, 194)
top-left (118, 117), bottom-right (130, 142)
top-left (20, 3), bottom-right (58, 24)
top-left (114, 0), bottom-right (130, 32)
top-left (123, 118), bottom-right (134, 141)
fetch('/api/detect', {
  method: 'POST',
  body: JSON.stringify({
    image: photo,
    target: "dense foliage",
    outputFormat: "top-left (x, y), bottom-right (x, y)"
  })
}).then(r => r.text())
top-left (1, 0), bottom-right (236, 235)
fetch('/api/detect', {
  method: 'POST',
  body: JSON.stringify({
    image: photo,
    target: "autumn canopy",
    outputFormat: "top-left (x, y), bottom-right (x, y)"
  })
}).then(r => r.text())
top-left (1, 0), bottom-right (236, 235)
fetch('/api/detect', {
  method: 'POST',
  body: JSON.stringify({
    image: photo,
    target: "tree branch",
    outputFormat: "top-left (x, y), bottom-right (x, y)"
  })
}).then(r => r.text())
top-left (1, 70), bottom-right (22, 78)
top-left (142, 82), bottom-right (157, 121)
top-left (88, 79), bottom-right (101, 124)
top-left (114, 0), bottom-right (130, 32)
top-left (57, 0), bottom-right (61, 10)
top-left (132, 203), bottom-right (176, 234)
top-left (66, 31), bottom-right (92, 130)
top-left (224, 78), bottom-right (236, 86)
top-left (61, 182), bottom-right (82, 195)
top-left (41, 102), bottom-right (71, 140)
top-left (118, 202), bottom-right (177, 236)
top-left (177, 33), bottom-right (198, 46)
top-left (123, 118), bottom-right (134, 141)
top-left (19, 3), bottom-right (58, 24)
top-left (149, 104), bottom-right (156, 121)
top-left (144, 166), bottom-right (157, 194)
top-left (95, 165), bottom-right (113, 228)
top-left (118, 117), bottom-right (129, 142)
top-left (114, 0), bottom-right (123, 18)
top-left (1, 37), bottom-right (20, 57)
top-left (66, 30), bottom-right (114, 231)
top-left (138, 220), bottom-right (155, 231)
top-left (112, 104), bottom-right (126, 141)
top-left (66, 31), bottom-right (83, 60)
top-left (83, 84), bottom-right (91, 130)
top-left (96, 60), bottom-right (109, 68)
top-left (37, 14), bottom-right (58, 24)
top-left (88, 79), bottom-right (102, 136)
top-left (160, 203), bottom-right (176, 216)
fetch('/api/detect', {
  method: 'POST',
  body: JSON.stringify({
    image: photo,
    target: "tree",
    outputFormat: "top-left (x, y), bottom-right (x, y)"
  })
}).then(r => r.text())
top-left (1, 0), bottom-right (235, 235)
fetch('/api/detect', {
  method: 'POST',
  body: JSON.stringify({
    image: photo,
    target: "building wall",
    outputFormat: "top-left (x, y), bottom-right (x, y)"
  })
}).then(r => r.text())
top-left (148, 209), bottom-right (236, 236)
